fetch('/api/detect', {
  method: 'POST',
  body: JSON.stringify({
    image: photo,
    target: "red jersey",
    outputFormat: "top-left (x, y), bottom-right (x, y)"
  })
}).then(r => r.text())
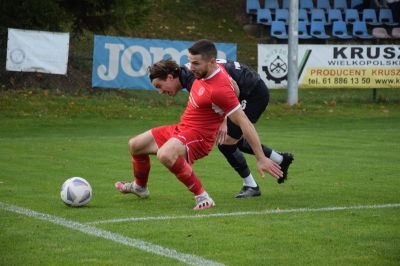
top-left (178, 65), bottom-right (241, 143)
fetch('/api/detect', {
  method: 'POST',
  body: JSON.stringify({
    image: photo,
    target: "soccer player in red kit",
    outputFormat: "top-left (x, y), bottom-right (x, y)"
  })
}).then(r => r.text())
top-left (115, 39), bottom-right (282, 210)
top-left (149, 58), bottom-right (294, 198)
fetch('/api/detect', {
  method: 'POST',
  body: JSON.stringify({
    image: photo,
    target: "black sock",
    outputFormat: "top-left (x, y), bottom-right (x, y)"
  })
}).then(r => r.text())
top-left (237, 137), bottom-right (273, 158)
top-left (218, 144), bottom-right (250, 178)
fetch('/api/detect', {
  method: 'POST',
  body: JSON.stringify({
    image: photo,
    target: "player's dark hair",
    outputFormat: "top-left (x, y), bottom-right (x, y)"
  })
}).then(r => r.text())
top-left (147, 58), bottom-right (180, 82)
top-left (188, 39), bottom-right (217, 61)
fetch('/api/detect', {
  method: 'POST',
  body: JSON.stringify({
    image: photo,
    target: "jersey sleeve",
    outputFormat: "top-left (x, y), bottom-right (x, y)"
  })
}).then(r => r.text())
top-left (211, 79), bottom-right (241, 116)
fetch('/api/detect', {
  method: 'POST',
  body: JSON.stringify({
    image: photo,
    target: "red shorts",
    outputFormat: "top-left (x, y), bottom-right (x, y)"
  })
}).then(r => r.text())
top-left (151, 124), bottom-right (214, 165)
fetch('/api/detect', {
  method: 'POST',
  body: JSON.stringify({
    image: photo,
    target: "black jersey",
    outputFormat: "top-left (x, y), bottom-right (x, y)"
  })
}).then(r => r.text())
top-left (178, 63), bottom-right (195, 91)
top-left (179, 59), bottom-right (266, 99)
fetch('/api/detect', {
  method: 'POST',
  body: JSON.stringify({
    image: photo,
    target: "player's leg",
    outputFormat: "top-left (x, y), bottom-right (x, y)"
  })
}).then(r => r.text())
top-left (236, 81), bottom-right (276, 159)
top-left (218, 125), bottom-right (261, 198)
top-left (225, 84), bottom-right (270, 197)
top-left (115, 129), bottom-right (159, 198)
top-left (158, 131), bottom-right (215, 210)
top-left (236, 137), bottom-right (294, 184)
top-left (158, 138), bottom-right (206, 198)
top-left (236, 137), bottom-right (283, 164)
top-left (217, 85), bottom-right (270, 198)
top-left (238, 81), bottom-right (294, 183)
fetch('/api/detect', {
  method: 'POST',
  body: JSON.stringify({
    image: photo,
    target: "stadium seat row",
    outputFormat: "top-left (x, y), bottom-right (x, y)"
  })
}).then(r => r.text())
top-left (247, 0), bottom-right (382, 14)
top-left (271, 21), bottom-right (400, 39)
top-left (257, 8), bottom-right (398, 27)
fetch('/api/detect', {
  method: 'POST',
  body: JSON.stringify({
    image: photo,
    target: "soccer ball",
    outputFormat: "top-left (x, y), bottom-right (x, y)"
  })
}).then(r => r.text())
top-left (60, 177), bottom-right (92, 207)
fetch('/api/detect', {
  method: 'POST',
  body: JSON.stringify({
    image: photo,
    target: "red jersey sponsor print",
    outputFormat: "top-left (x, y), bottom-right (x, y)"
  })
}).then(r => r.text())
top-left (179, 64), bottom-right (241, 141)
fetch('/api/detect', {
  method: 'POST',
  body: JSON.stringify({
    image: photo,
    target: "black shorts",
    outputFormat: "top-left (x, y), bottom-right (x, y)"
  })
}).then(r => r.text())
top-left (227, 80), bottom-right (270, 140)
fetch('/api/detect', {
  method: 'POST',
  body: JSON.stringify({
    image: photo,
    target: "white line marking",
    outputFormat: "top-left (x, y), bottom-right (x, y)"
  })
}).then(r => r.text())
top-left (0, 202), bottom-right (224, 266)
top-left (85, 203), bottom-right (400, 225)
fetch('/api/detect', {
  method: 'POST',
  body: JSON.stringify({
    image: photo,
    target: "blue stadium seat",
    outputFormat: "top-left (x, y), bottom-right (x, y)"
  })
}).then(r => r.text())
top-left (246, 0), bottom-right (260, 15)
top-left (310, 21), bottom-right (331, 38)
top-left (257, 8), bottom-right (273, 26)
top-left (298, 21), bottom-right (312, 39)
top-left (299, 9), bottom-right (311, 26)
top-left (334, 0), bottom-right (348, 14)
top-left (271, 21), bottom-right (288, 39)
top-left (352, 21), bottom-right (372, 38)
top-left (282, 0), bottom-right (290, 9)
top-left (332, 21), bottom-right (353, 39)
top-left (264, 0), bottom-right (279, 14)
top-left (378, 9), bottom-right (399, 26)
top-left (350, 0), bottom-right (363, 8)
top-left (328, 9), bottom-right (344, 24)
top-left (311, 9), bottom-right (331, 25)
top-left (350, 0), bottom-right (363, 14)
top-left (345, 9), bottom-right (360, 24)
top-left (362, 9), bottom-right (382, 26)
top-left (275, 9), bottom-right (289, 25)
top-left (317, 0), bottom-right (331, 13)
top-left (300, 0), bottom-right (315, 14)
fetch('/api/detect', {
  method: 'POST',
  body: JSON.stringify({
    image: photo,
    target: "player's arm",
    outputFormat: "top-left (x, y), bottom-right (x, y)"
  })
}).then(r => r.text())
top-left (215, 116), bottom-right (228, 145)
top-left (214, 78), bottom-right (239, 145)
top-left (227, 108), bottom-right (282, 179)
top-left (230, 79), bottom-right (240, 98)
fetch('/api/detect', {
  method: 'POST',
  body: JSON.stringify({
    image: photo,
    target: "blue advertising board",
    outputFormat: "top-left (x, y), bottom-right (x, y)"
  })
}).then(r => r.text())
top-left (92, 36), bottom-right (237, 90)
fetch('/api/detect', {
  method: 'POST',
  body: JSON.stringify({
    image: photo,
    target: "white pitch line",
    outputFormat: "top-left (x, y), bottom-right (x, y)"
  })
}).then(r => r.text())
top-left (0, 202), bottom-right (224, 266)
top-left (85, 203), bottom-right (400, 225)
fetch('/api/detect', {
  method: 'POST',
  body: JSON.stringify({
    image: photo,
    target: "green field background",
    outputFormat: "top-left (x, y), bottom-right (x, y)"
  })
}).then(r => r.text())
top-left (1, 89), bottom-right (400, 265)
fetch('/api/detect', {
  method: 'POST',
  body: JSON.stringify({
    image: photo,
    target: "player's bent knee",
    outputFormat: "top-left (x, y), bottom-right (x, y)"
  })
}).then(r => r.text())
top-left (128, 137), bottom-right (138, 154)
top-left (156, 150), bottom-right (174, 168)
top-left (157, 143), bottom-right (182, 168)
top-left (128, 136), bottom-right (147, 155)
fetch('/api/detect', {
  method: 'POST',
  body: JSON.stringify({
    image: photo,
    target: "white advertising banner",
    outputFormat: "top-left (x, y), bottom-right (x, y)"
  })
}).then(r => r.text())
top-left (258, 44), bottom-right (400, 89)
top-left (6, 28), bottom-right (69, 75)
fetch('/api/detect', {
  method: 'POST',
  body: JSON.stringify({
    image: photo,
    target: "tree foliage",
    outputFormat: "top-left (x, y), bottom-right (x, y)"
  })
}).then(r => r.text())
top-left (0, 0), bottom-right (150, 34)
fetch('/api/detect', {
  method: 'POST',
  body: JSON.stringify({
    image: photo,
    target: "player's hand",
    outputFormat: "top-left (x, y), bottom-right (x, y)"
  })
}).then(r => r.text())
top-left (257, 157), bottom-right (283, 179)
top-left (215, 119), bottom-right (228, 145)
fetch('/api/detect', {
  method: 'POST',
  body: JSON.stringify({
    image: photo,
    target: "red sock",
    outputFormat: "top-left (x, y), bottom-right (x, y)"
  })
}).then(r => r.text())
top-left (169, 157), bottom-right (204, 196)
top-left (132, 155), bottom-right (150, 187)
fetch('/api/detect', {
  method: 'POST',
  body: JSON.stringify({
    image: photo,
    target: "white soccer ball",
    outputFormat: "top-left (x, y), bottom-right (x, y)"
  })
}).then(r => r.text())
top-left (60, 177), bottom-right (92, 207)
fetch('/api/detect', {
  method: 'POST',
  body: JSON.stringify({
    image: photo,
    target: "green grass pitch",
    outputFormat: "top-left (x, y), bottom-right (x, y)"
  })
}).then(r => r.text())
top-left (1, 89), bottom-right (400, 265)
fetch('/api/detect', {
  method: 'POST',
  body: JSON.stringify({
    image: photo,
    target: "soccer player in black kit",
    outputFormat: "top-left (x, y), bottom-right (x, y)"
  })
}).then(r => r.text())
top-left (148, 58), bottom-right (294, 198)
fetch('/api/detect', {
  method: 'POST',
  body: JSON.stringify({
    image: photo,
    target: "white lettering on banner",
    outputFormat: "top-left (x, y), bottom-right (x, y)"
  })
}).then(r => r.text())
top-left (150, 47), bottom-right (188, 64)
top-left (97, 43), bottom-right (228, 82)
top-left (97, 45), bottom-right (188, 81)
top-left (121, 46), bottom-right (151, 77)
top-left (97, 43), bottom-right (125, 81)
